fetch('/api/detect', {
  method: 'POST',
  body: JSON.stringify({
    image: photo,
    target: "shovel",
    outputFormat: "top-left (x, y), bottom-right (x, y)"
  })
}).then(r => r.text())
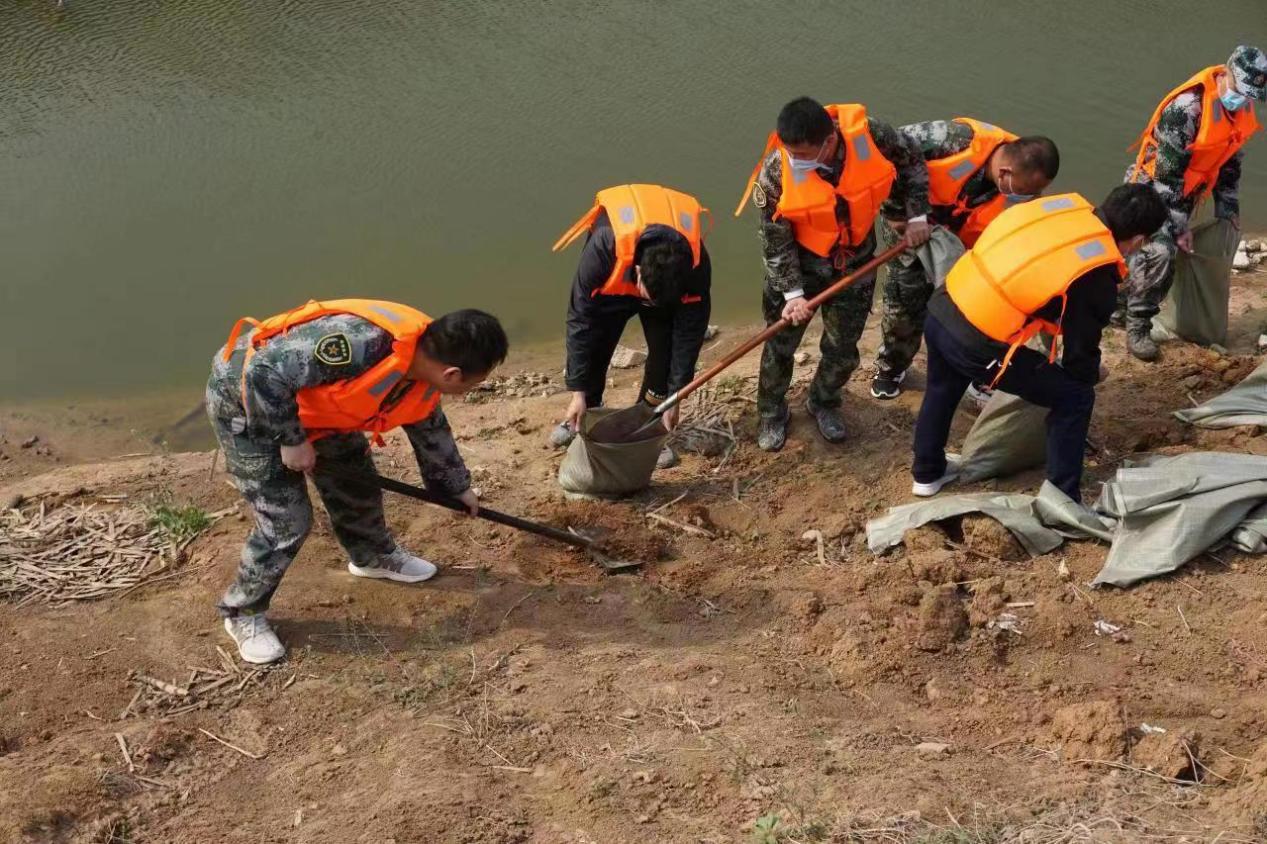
top-left (609, 242), bottom-right (908, 441)
top-left (319, 467), bottom-right (644, 573)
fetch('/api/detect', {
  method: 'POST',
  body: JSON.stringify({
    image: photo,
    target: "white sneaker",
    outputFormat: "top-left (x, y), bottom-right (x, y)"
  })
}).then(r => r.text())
top-left (224, 614), bottom-right (286, 664)
top-left (912, 457), bottom-right (962, 498)
top-left (347, 547), bottom-right (437, 584)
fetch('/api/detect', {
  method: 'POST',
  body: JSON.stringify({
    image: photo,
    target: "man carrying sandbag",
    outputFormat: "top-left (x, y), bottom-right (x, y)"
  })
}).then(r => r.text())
top-left (870, 121), bottom-right (1059, 400)
top-left (911, 185), bottom-right (1167, 502)
top-left (1121, 45), bottom-right (1266, 361)
top-left (549, 184), bottom-right (713, 470)
top-left (736, 97), bottom-right (931, 451)
top-left (207, 300), bottom-right (508, 663)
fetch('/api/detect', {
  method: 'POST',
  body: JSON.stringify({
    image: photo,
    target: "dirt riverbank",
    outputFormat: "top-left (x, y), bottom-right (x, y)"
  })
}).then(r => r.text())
top-left (4, 261), bottom-right (1267, 842)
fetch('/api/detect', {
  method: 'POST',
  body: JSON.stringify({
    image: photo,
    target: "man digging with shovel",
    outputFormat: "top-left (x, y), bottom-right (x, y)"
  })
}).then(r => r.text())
top-left (206, 299), bottom-right (508, 663)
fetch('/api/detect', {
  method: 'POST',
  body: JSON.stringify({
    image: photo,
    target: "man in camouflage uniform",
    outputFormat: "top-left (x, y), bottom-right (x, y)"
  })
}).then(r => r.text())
top-left (1121, 45), bottom-right (1267, 361)
top-left (749, 97), bottom-right (931, 452)
top-left (871, 123), bottom-right (1059, 399)
top-left (206, 304), bottom-right (507, 663)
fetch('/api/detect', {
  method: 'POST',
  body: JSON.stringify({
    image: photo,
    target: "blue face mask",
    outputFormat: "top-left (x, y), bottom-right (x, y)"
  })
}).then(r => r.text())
top-left (1221, 89), bottom-right (1249, 112)
top-left (999, 172), bottom-right (1036, 204)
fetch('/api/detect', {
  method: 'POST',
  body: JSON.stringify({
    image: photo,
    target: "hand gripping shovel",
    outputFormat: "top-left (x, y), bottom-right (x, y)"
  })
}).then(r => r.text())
top-left (609, 242), bottom-right (908, 442)
top-left (319, 467), bottom-right (644, 573)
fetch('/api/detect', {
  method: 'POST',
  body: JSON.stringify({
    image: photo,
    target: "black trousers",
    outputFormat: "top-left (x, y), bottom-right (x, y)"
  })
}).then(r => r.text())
top-left (575, 306), bottom-right (675, 407)
top-left (913, 314), bottom-right (1096, 502)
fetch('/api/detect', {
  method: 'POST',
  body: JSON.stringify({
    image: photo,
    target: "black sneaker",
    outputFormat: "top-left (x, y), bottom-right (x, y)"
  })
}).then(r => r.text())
top-left (869, 369), bottom-right (907, 400)
top-left (756, 407), bottom-right (790, 452)
top-left (805, 396), bottom-right (847, 443)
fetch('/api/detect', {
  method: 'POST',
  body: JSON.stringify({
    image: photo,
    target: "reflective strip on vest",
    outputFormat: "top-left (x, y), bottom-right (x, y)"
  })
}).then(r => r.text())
top-left (948, 159), bottom-right (976, 180)
top-left (1042, 197), bottom-right (1076, 212)
top-left (1212, 102), bottom-right (1223, 123)
top-left (368, 371), bottom-right (403, 397)
top-left (619, 205), bottom-right (636, 224)
top-left (852, 134), bottom-right (871, 161)
top-left (679, 211), bottom-right (694, 232)
top-left (368, 304), bottom-right (402, 323)
top-left (1076, 241), bottom-right (1107, 260)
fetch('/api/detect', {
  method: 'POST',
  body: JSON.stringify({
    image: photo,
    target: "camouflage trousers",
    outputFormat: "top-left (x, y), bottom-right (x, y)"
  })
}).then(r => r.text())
top-left (1119, 228), bottom-right (1178, 332)
top-left (208, 395), bottom-right (396, 618)
top-left (756, 260), bottom-right (877, 419)
top-left (874, 217), bottom-right (933, 377)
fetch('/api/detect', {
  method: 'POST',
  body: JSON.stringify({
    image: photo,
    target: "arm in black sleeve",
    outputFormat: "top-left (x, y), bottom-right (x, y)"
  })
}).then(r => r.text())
top-left (666, 247), bottom-right (713, 394)
top-left (1054, 266), bottom-right (1119, 385)
top-left (564, 216), bottom-right (618, 392)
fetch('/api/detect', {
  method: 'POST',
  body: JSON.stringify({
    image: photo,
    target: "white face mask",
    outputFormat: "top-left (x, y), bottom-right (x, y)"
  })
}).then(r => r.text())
top-left (786, 137), bottom-right (831, 174)
top-left (786, 155), bottom-right (823, 175)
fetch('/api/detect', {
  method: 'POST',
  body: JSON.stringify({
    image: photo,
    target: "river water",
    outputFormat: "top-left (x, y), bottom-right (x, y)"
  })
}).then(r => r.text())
top-left (2, 0), bottom-right (1264, 401)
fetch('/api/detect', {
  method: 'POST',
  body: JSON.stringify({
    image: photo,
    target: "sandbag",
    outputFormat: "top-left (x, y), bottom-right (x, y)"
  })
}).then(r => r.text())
top-left (1153, 218), bottom-right (1240, 346)
top-left (1174, 357), bottom-right (1267, 429)
top-left (557, 405), bottom-right (667, 499)
top-left (958, 392), bottom-right (1048, 483)
top-left (956, 334), bottom-right (1053, 483)
top-left (919, 226), bottom-right (967, 289)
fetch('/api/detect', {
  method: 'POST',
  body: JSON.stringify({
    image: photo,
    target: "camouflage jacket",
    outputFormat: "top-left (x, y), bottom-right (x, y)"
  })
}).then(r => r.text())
top-left (882, 119), bottom-right (999, 225)
top-left (751, 116), bottom-right (931, 295)
top-left (207, 314), bottom-right (471, 495)
top-left (1126, 89), bottom-right (1244, 236)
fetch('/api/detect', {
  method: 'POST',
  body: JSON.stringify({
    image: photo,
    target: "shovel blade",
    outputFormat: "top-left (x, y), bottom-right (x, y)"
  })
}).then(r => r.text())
top-left (568, 526), bottom-right (645, 574)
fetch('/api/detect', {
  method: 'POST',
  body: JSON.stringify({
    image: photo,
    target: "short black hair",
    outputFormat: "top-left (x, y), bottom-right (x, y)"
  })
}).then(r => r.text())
top-left (776, 97), bottom-right (834, 146)
top-left (1099, 183), bottom-right (1168, 242)
top-left (1006, 136), bottom-right (1060, 181)
top-left (636, 233), bottom-right (693, 307)
top-left (419, 309), bottom-right (508, 376)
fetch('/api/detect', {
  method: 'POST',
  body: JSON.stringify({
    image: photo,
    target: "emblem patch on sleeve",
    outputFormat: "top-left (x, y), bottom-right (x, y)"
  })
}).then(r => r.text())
top-left (315, 333), bottom-right (353, 366)
top-left (752, 182), bottom-right (768, 208)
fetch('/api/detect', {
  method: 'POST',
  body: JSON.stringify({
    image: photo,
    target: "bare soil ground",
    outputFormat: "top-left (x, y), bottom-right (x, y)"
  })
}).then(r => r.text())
top-left (4, 264), bottom-right (1267, 843)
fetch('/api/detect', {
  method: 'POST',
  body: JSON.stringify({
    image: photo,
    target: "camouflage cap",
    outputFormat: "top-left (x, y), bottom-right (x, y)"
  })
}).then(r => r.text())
top-left (1228, 45), bottom-right (1267, 101)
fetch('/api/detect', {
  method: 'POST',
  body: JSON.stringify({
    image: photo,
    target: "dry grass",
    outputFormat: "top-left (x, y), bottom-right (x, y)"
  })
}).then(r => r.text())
top-left (673, 383), bottom-right (746, 458)
top-left (0, 502), bottom-right (185, 604)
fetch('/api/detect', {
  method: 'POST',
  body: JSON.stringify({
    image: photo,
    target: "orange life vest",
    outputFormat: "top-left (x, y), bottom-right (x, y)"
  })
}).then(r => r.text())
top-left (552, 184), bottom-right (708, 302)
top-left (926, 117), bottom-right (1019, 247)
top-left (221, 299), bottom-right (441, 443)
top-left (945, 193), bottom-right (1126, 386)
top-left (1130, 65), bottom-right (1261, 200)
top-left (736, 103), bottom-right (897, 256)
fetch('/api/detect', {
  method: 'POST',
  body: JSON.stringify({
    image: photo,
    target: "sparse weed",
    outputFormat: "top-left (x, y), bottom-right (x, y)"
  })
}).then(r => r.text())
top-left (148, 498), bottom-right (211, 544)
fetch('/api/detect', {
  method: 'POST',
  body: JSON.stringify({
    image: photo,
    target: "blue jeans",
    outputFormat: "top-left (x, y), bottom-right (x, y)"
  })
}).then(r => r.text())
top-left (913, 315), bottom-right (1096, 501)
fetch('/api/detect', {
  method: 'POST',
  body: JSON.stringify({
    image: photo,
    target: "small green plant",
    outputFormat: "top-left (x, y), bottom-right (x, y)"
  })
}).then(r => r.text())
top-left (752, 814), bottom-right (783, 844)
top-left (149, 501), bottom-right (212, 544)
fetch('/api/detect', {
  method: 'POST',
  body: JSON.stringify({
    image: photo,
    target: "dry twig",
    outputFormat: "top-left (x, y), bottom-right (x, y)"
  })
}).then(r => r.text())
top-left (198, 727), bottom-right (263, 760)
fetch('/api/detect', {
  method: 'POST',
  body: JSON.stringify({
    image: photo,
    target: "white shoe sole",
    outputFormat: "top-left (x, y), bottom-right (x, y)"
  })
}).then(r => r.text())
top-left (223, 618), bottom-right (286, 665)
top-left (912, 468), bottom-right (960, 498)
top-left (347, 561), bottom-right (436, 584)
top-left (870, 370), bottom-right (907, 399)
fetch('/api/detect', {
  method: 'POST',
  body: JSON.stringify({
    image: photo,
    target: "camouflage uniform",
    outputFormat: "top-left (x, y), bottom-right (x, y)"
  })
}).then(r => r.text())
top-left (874, 119), bottom-right (998, 377)
top-left (1122, 90), bottom-right (1245, 332)
top-left (753, 116), bottom-right (930, 419)
top-left (206, 314), bottom-right (470, 617)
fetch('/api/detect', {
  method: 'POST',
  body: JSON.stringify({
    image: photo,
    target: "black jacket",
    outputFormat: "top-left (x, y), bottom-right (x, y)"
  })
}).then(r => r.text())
top-left (928, 263), bottom-right (1119, 385)
top-left (564, 211), bottom-right (711, 394)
